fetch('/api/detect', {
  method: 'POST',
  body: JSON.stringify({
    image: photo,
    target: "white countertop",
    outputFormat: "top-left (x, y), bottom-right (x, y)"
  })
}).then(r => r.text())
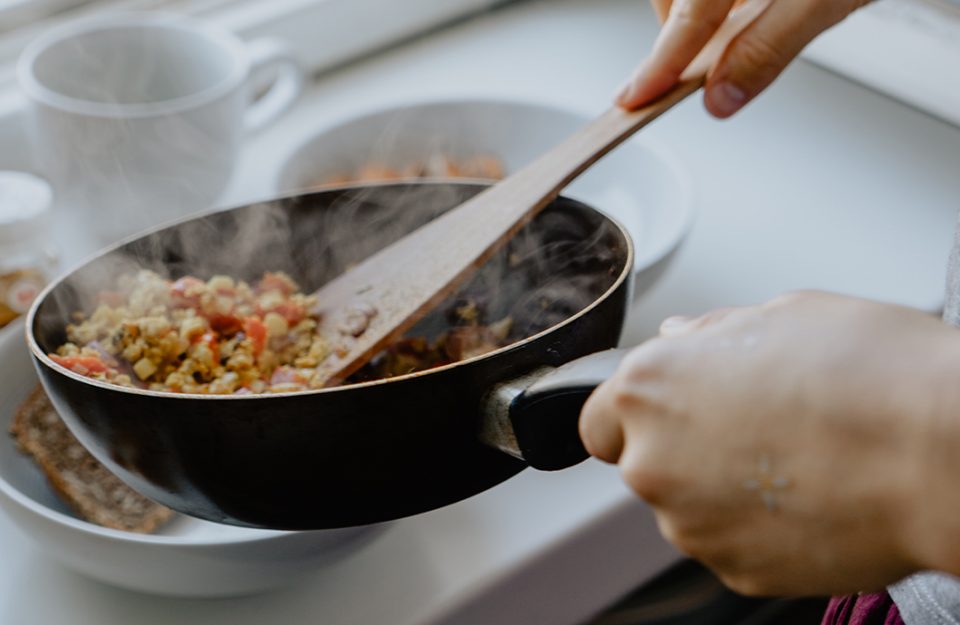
top-left (3, 0), bottom-right (960, 623)
top-left (227, 0), bottom-right (960, 321)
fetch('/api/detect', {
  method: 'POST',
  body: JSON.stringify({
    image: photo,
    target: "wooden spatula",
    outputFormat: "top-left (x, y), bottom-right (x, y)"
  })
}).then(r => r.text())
top-left (310, 0), bottom-right (770, 386)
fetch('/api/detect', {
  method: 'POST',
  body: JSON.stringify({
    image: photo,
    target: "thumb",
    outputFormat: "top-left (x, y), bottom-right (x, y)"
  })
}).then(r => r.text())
top-left (704, 0), bottom-right (866, 118)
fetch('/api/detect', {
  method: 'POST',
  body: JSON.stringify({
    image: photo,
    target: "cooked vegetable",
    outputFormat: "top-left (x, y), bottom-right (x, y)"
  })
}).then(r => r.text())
top-left (50, 269), bottom-right (514, 394)
top-left (51, 270), bottom-right (324, 394)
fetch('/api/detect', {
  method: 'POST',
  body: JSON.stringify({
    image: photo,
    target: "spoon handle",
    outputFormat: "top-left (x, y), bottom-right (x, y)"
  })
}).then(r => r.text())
top-left (474, 0), bottom-right (772, 220)
top-left (310, 0), bottom-right (770, 386)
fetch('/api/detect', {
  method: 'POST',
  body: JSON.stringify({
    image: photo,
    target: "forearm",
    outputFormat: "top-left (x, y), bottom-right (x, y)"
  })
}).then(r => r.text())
top-left (908, 328), bottom-right (960, 575)
top-left (581, 293), bottom-right (960, 596)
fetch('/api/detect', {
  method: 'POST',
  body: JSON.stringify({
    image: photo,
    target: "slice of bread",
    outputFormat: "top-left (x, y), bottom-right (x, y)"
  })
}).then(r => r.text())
top-left (10, 385), bottom-right (174, 533)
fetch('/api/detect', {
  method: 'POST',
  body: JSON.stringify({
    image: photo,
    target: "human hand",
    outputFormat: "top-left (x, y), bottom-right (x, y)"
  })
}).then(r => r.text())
top-left (617, 0), bottom-right (869, 117)
top-left (580, 292), bottom-right (960, 595)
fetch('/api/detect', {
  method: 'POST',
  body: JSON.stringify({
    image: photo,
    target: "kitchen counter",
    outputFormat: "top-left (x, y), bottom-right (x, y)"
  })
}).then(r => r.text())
top-left (3, 0), bottom-right (960, 623)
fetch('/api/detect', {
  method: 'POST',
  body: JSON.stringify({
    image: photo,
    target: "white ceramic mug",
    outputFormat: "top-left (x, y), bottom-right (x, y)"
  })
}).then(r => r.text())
top-left (17, 14), bottom-right (304, 246)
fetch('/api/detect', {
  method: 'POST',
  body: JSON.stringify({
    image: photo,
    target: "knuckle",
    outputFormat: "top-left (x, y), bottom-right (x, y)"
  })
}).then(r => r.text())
top-left (670, 0), bottom-right (725, 31)
top-left (727, 33), bottom-right (788, 85)
top-left (766, 289), bottom-right (824, 308)
top-left (578, 395), bottom-right (601, 440)
top-left (605, 374), bottom-right (645, 415)
top-left (653, 514), bottom-right (692, 553)
top-left (650, 0), bottom-right (672, 23)
top-left (696, 306), bottom-right (742, 328)
top-left (620, 348), bottom-right (655, 380)
top-left (619, 342), bottom-right (671, 382)
top-left (767, 291), bottom-right (803, 307)
top-left (657, 516), bottom-right (693, 557)
top-left (579, 387), bottom-right (624, 462)
top-left (620, 454), bottom-right (675, 505)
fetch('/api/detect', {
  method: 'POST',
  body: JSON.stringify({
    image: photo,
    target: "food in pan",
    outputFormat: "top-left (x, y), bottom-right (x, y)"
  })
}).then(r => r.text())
top-left (52, 270), bottom-right (320, 394)
top-left (49, 270), bottom-right (513, 394)
top-left (11, 385), bottom-right (174, 532)
top-left (319, 154), bottom-right (505, 186)
top-left (351, 300), bottom-right (512, 382)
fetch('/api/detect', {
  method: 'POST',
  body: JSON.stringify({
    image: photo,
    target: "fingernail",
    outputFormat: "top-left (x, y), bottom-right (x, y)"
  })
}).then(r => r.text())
top-left (615, 78), bottom-right (639, 107)
top-left (707, 82), bottom-right (747, 118)
top-left (615, 61), bottom-right (650, 107)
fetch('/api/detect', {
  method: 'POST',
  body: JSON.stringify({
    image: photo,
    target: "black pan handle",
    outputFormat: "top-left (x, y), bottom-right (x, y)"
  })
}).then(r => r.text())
top-left (482, 348), bottom-right (630, 471)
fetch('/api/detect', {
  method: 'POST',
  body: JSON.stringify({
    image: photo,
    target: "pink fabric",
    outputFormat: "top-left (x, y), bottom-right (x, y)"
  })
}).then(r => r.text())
top-left (821, 592), bottom-right (905, 625)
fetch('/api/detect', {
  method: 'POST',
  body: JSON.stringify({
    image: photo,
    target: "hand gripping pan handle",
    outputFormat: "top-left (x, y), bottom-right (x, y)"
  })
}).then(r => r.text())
top-left (481, 349), bottom-right (629, 470)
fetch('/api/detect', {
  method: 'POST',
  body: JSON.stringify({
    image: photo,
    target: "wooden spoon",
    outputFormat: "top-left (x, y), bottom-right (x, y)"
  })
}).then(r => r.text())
top-left (310, 0), bottom-right (770, 386)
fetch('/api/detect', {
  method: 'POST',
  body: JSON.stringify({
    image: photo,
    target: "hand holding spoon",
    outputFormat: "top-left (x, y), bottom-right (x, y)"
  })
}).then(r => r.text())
top-left (310, 0), bottom-right (771, 385)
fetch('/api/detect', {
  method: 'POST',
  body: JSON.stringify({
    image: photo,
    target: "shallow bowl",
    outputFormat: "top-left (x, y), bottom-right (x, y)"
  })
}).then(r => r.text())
top-left (274, 98), bottom-right (696, 298)
top-left (0, 322), bottom-right (384, 597)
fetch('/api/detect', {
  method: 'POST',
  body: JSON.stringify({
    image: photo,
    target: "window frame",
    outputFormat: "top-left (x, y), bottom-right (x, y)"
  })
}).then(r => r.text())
top-left (0, 0), bottom-right (508, 120)
top-left (0, 0), bottom-right (508, 83)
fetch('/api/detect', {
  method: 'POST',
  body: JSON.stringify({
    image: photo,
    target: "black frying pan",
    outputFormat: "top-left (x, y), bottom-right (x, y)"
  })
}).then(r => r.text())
top-left (27, 182), bottom-right (632, 530)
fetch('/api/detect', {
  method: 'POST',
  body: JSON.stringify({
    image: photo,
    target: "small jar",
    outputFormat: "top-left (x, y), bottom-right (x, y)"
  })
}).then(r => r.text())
top-left (0, 171), bottom-right (58, 328)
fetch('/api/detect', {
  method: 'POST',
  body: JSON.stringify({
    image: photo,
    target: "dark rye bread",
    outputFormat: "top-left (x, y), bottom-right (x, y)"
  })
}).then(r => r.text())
top-left (10, 386), bottom-right (174, 533)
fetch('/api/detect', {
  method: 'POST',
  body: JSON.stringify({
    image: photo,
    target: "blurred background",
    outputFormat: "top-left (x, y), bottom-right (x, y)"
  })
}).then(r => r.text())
top-left (1, 1), bottom-right (960, 624)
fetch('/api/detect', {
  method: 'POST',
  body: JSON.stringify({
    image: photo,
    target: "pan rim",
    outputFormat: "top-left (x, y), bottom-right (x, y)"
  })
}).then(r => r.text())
top-left (26, 181), bottom-right (634, 401)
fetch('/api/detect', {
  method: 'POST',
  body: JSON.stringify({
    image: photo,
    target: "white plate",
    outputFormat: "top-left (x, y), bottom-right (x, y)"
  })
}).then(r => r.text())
top-left (273, 98), bottom-right (696, 299)
top-left (0, 319), bottom-right (386, 598)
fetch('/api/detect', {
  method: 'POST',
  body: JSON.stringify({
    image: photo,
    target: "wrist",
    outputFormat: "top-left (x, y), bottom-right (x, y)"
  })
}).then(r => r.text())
top-left (894, 326), bottom-right (960, 576)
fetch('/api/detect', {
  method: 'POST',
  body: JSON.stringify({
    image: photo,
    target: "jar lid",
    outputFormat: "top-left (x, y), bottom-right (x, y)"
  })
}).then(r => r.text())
top-left (0, 171), bottom-right (53, 245)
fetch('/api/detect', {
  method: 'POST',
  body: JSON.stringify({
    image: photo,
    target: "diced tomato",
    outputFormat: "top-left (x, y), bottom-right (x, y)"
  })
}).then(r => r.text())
top-left (170, 276), bottom-right (205, 308)
top-left (254, 300), bottom-right (306, 325)
top-left (270, 366), bottom-right (306, 386)
top-left (256, 272), bottom-right (296, 296)
top-left (243, 316), bottom-right (267, 356)
top-left (50, 355), bottom-right (112, 376)
top-left (192, 331), bottom-right (220, 364)
top-left (207, 313), bottom-right (242, 335)
top-left (272, 301), bottom-right (305, 325)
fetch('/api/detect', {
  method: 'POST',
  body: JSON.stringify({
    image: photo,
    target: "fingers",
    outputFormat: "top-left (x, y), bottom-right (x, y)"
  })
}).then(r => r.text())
top-left (580, 378), bottom-right (627, 463)
top-left (650, 0), bottom-right (672, 23)
top-left (620, 0), bottom-right (866, 117)
top-left (583, 302), bottom-right (753, 463)
top-left (618, 0), bottom-right (737, 109)
top-left (659, 315), bottom-right (694, 336)
top-left (580, 345), bottom-right (664, 463)
top-left (704, 0), bottom-right (864, 117)
top-left (659, 306), bottom-right (745, 337)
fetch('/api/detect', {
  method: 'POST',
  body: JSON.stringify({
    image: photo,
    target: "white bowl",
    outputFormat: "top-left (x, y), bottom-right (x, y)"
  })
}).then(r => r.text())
top-left (0, 321), bottom-right (385, 598)
top-left (274, 98), bottom-right (696, 299)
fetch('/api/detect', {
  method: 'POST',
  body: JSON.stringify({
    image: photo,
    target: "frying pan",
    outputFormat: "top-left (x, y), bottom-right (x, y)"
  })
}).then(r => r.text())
top-left (27, 182), bottom-right (632, 530)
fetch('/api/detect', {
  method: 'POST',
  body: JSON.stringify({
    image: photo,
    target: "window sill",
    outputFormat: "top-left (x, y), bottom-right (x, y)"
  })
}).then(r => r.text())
top-left (801, 0), bottom-right (960, 128)
top-left (0, 0), bottom-right (508, 170)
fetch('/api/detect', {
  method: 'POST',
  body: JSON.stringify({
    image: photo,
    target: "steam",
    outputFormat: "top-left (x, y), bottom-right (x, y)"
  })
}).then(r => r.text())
top-left (37, 179), bottom-right (625, 362)
top-left (30, 41), bottom-right (626, 360)
top-left (28, 15), bottom-right (243, 251)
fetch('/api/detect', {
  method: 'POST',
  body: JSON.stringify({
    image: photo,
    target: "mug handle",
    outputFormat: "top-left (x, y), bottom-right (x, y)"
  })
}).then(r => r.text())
top-left (244, 37), bottom-right (305, 134)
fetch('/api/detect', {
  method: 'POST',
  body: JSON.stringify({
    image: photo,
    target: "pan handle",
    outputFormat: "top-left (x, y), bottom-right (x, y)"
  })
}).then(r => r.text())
top-left (482, 348), bottom-right (630, 471)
